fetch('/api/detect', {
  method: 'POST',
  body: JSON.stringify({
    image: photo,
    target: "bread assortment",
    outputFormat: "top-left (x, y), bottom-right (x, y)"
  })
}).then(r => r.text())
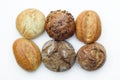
top-left (13, 8), bottom-right (106, 72)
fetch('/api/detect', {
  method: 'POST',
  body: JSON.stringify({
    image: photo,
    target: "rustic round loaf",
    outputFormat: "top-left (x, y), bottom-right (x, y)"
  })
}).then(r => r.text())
top-left (42, 40), bottom-right (76, 72)
top-left (13, 38), bottom-right (41, 71)
top-left (45, 10), bottom-right (75, 41)
top-left (76, 10), bottom-right (101, 44)
top-left (16, 8), bottom-right (45, 39)
top-left (77, 43), bottom-right (106, 71)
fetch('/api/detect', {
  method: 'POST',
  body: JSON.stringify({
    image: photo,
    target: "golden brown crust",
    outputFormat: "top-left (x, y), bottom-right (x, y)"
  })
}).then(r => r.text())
top-left (77, 43), bottom-right (106, 71)
top-left (16, 8), bottom-right (45, 39)
top-left (45, 10), bottom-right (75, 41)
top-left (76, 10), bottom-right (101, 44)
top-left (13, 38), bottom-right (41, 71)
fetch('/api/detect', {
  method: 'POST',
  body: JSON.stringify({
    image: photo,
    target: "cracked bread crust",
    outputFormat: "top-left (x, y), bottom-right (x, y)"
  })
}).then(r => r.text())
top-left (16, 8), bottom-right (45, 39)
top-left (77, 43), bottom-right (106, 71)
top-left (42, 40), bottom-right (76, 72)
top-left (45, 10), bottom-right (75, 41)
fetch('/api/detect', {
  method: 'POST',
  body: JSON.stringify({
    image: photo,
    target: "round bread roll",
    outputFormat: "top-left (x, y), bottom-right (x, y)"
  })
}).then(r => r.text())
top-left (77, 43), bottom-right (106, 71)
top-left (42, 40), bottom-right (76, 72)
top-left (16, 8), bottom-right (45, 39)
top-left (45, 10), bottom-right (75, 41)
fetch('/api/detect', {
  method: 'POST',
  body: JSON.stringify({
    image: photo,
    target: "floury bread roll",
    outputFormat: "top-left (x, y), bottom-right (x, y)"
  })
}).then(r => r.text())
top-left (45, 10), bottom-right (75, 41)
top-left (16, 8), bottom-right (45, 39)
top-left (42, 40), bottom-right (76, 72)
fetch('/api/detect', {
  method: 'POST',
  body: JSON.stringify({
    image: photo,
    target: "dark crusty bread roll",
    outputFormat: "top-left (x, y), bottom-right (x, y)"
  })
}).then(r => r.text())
top-left (77, 43), bottom-right (106, 71)
top-left (45, 10), bottom-right (75, 41)
top-left (42, 40), bottom-right (76, 72)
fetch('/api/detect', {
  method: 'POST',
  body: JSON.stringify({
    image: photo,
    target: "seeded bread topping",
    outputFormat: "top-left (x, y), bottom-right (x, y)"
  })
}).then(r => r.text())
top-left (45, 10), bottom-right (75, 41)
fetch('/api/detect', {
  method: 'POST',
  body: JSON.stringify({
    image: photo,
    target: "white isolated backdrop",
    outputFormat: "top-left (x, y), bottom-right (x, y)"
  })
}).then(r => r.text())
top-left (0, 0), bottom-right (120, 80)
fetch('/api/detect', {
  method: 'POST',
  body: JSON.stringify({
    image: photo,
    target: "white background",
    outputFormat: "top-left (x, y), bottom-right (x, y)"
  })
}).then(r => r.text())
top-left (0, 0), bottom-right (120, 80)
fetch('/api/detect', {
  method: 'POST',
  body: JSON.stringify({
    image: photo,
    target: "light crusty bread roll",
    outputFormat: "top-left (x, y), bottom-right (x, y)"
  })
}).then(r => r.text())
top-left (13, 38), bottom-right (41, 71)
top-left (76, 10), bottom-right (101, 44)
top-left (16, 8), bottom-right (45, 39)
